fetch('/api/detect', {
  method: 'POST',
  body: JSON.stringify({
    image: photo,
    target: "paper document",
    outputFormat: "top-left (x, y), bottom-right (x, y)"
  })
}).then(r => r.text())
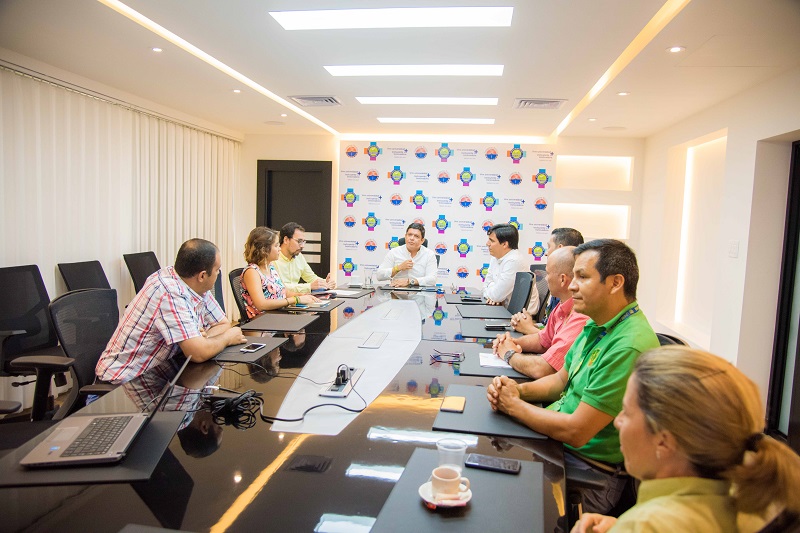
top-left (330, 290), bottom-right (360, 296)
top-left (479, 352), bottom-right (513, 369)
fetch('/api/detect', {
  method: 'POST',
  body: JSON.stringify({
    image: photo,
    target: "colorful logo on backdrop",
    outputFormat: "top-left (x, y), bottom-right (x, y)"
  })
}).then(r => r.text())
top-left (534, 169), bottom-right (550, 188)
top-left (436, 143), bottom-right (452, 162)
top-left (343, 215), bottom-right (356, 228)
top-left (343, 306), bottom-right (355, 319)
top-left (410, 190), bottom-right (428, 209)
top-left (534, 197), bottom-right (548, 210)
top-left (480, 192), bottom-right (498, 211)
top-left (366, 169), bottom-right (380, 182)
top-left (432, 306), bottom-right (448, 326)
top-left (363, 212), bottom-right (380, 231)
top-left (415, 146), bottom-right (428, 159)
top-left (477, 263), bottom-right (490, 281)
top-left (434, 242), bottom-right (448, 256)
top-left (433, 215), bottom-right (451, 234)
top-left (345, 145), bottom-right (358, 158)
top-left (459, 195), bottom-right (473, 208)
top-left (437, 171), bottom-right (451, 184)
top-left (454, 239), bottom-right (473, 258)
top-left (456, 266), bottom-right (470, 279)
top-left (340, 258), bottom-right (357, 276)
top-left (365, 142), bottom-right (382, 161)
top-left (390, 193), bottom-right (403, 206)
top-left (458, 167), bottom-right (475, 186)
top-left (388, 166), bottom-right (406, 185)
top-left (364, 240), bottom-right (378, 252)
top-left (508, 217), bottom-right (523, 231)
top-left (529, 242), bottom-right (546, 261)
top-left (386, 236), bottom-right (401, 249)
top-left (509, 172), bottom-right (523, 185)
top-left (482, 220), bottom-right (494, 232)
top-left (341, 188), bottom-right (359, 207)
top-left (485, 147), bottom-right (498, 161)
top-left (507, 144), bottom-right (526, 164)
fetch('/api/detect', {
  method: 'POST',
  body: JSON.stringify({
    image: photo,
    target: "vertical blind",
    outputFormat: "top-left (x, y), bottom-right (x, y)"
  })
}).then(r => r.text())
top-left (0, 67), bottom-right (240, 407)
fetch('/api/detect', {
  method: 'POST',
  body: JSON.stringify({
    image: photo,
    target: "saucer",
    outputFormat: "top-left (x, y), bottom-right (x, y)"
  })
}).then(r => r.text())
top-left (418, 481), bottom-right (472, 510)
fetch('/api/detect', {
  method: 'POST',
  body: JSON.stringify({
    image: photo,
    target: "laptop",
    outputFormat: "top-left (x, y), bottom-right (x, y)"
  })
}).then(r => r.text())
top-left (20, 356), bottom-right (192, 468)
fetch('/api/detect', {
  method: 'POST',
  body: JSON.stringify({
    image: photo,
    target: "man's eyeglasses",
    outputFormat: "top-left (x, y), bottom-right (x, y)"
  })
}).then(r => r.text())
top-left (292, 238), bottom-right (306, 246)
top-left (430, 349), bottom-right (464, 365)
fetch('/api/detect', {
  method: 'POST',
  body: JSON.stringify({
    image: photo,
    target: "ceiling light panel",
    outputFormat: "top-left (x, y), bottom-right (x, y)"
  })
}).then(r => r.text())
top-left (356, 97), bottom-right (498, 106)
top-left (269, 7), bottom-right (513, 30)
top-left (377, 117), bottom-right (495, 124)
top-left (325, 65), bottom-right (504, 77)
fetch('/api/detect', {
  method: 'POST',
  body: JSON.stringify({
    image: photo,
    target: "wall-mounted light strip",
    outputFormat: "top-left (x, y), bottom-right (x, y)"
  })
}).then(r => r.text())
top-left (97, 0), bottom-right (339, 135)
top-left (552, 0), bottom-right (691, 137)
top-left (269, 7), bottom-right (513, 30)
top-left (357, 97), bottom-right (498, 106)
top-left (377, 117), bottom-right (495, 124)
top-left (325, 65), bottom-right (503, 77)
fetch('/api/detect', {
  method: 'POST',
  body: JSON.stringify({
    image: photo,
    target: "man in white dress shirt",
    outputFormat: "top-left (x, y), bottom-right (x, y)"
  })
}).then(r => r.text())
top-left (484, 223), bottom-right (529, 305)
top-left (376, 223), bottom-right (437, 287)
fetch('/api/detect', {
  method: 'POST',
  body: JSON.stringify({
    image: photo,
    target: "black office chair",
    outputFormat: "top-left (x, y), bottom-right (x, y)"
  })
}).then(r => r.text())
top-left (759, 509), bottom-right (800, 533)
top-left (211, 274), bottom-right (225, 312)
top-left (396, 237), bottom-right (439, 266)
top-left (0, 265), bottom-right (74, 421)
top-left (48, 289), bottom-right (119, 419)
top-left (228, 268), bottom-right (249, 325)
top-left (532, 270), bottom-right (549, 317)
top-left (656, 333), bottom-right (688, 346)
top-left (57, 260), bottom-right (112, 291)
top-left (123, 251), bottom-right (161, 294)
top-left (506, 271), bottom-right (534, 314)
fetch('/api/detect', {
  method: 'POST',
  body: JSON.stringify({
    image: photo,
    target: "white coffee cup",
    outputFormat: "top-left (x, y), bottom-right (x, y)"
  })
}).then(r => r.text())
top-left (431, 465), bottom-right (470, 497)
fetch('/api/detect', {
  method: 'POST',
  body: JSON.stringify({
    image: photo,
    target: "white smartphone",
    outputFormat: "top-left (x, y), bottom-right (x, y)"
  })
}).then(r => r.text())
top-left (240, 343), bottom-right (267, 353)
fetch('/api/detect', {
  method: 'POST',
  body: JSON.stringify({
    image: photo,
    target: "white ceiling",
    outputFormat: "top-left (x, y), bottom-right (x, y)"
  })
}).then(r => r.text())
top-left (1, 0), bottom-right (799, 139)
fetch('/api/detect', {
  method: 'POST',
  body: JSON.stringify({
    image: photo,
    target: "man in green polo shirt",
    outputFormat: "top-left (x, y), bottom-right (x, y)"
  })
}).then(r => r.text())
top-left (487, 239), bottom-right (659, 515)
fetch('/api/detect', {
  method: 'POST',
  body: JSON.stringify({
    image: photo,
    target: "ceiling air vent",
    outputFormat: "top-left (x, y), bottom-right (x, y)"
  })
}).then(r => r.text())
top-left (513, 98), bottom-right (566, 110)
top-left (289, 95), bottom-right (343, 107)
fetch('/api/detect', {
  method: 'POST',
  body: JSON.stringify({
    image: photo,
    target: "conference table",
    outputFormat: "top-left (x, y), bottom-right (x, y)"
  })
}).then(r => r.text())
top-left (0, 288), bottom-right (566, 533)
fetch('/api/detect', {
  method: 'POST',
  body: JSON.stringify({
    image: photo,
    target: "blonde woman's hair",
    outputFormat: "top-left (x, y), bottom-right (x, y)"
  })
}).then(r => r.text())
top-left (243, 227), bottom-right (278, 266)
top-left (633, 346), bottom-right (800, 515)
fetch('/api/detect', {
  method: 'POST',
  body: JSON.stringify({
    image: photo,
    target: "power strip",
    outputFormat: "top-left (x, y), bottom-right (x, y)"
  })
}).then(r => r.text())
top-left (319, 367), bottom-right (364, 398)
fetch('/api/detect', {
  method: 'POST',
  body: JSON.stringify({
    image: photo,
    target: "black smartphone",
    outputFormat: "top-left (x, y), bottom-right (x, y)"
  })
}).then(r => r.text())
top-left (240, 343), bottom-right (267, 353)
top-left (464, 453), bottom-right (521, 474)
top-left (461, 296), bottom-right (483, 303)
top-left (484, 321), bottom-right (511, 331)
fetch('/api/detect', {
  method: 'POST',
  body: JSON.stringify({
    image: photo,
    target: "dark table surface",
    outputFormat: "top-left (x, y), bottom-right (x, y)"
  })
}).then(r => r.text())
top-left (0, 290), bottom-right (566, 533)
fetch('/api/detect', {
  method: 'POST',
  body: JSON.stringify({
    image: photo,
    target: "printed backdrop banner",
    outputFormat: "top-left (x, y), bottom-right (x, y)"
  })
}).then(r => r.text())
top-left (337, 141), bottom-right (556, 288)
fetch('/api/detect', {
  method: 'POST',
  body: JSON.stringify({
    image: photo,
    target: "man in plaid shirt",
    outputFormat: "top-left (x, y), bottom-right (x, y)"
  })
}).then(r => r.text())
top-left (96, 238), bottom-right (246, 384)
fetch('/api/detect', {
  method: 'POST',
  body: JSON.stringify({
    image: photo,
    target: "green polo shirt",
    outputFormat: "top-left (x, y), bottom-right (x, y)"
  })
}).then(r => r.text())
top-left (547, 301), bottom-right (659, 463)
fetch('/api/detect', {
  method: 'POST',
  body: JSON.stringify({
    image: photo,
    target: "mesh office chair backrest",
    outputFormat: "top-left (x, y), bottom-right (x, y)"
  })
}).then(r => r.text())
top-left (228, 268), bottom-right (249, 324)
top-left (49, 289), bottom-right (119, 396)
top-left (533, 271), bottom-right (550, 316)
top-left (506, 271), bottom-right (534, 315)
top-left (656, 333), bottom-right (688, 346)
top-left (211, 274), bottom-right (225, 312)
top-left (0, 265), bottom-right (60, 375)
top-left (57, 260), bottom-right (112, 291)
top-left (123, 251), bottom-right (161, 294)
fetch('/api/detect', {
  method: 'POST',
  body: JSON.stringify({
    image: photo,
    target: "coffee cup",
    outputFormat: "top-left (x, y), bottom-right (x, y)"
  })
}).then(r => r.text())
top-left (431, 465), bottom-right (470, 497)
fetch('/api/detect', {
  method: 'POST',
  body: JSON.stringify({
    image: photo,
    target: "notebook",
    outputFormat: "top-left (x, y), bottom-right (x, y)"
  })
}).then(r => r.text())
top-left (20, 356), bottom-right (192, 468)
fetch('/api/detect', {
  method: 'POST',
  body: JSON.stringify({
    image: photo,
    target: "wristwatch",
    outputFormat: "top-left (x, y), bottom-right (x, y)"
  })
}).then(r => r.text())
top-left (503, 350), bottom-right (516, 364)
top-left (410, 278), bottom-right (418, 287)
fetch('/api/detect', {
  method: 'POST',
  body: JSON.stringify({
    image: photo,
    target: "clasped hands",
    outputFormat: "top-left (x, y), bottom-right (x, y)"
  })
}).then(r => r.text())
top-left (492, 332), bottom-right (521, 359)
top-left (390, 260), bottom-right (414, 287)
top-left (486, 375), bottom-right (522, 414)
top-left (310, 273), bottom-right (336, 290)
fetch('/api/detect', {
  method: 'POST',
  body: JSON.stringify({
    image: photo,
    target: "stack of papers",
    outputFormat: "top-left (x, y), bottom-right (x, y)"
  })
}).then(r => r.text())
top-left (479, 352), bottom-right (513, 369)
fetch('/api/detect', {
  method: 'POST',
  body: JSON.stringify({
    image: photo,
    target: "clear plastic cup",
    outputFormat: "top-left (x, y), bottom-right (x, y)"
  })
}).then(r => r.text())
top-left (436, 438), bottom-right (467, 473)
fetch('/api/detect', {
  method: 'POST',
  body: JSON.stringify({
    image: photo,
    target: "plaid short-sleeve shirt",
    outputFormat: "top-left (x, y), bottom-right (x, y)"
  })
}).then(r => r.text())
top-left (96, 266), bottom-right (226, 384)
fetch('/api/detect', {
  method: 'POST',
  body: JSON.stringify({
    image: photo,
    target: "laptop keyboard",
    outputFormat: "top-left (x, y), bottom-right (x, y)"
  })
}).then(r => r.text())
top-left (61, 416), bottom-right (133, 457)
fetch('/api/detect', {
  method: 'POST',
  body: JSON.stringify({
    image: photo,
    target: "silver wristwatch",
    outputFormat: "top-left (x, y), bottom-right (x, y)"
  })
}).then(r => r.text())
top-left (503, 350), bottom-right (515, 364)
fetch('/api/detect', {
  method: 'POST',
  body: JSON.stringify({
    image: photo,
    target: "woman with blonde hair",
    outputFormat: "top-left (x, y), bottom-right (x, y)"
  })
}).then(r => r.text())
top-left (573, 346), bottom-right (800, 532)
top-left (240, 227), bottom-right (318, 319)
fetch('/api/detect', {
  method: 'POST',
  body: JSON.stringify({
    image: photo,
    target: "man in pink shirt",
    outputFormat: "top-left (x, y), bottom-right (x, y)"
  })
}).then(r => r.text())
top-left (492, 246), bottom-right (588, 378)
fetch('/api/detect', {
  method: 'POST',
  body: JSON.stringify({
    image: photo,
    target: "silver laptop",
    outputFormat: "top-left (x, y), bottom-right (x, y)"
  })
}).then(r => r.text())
top-left (20, 356), bottom-right (191, 468)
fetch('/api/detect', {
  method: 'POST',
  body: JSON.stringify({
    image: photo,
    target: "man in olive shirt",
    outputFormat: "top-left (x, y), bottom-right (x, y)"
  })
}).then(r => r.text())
top-left (487, 239), bottom-right (659, 514)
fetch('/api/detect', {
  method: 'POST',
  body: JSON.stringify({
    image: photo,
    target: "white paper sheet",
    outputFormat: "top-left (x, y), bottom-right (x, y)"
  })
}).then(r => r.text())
top-left (479, 352), bottom-right (512, 369)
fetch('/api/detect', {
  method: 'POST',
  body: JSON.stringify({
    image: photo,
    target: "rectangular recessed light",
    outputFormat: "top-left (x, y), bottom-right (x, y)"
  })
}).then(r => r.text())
top-left (377, 117), bottom-right (495, 124)
top-left (356, 97), bottom-right (498, 106)
top-left (325, 65), bottom-right (504, 77)
top-left (269, 7), bottom-right (513, 30)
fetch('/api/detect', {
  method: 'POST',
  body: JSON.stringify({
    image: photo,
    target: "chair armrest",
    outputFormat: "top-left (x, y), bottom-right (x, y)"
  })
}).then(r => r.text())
top-left (79, 383), bottom-right (116, 396)
top-left (565, 465), bottom-right (608, 492)
top-left (9, 355), bottom-right (75, 373)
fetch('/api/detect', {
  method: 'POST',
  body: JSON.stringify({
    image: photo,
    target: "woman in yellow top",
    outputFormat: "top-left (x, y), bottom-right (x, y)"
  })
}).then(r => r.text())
top-left (573, 346), bottom-right (800, 532)
top-left (240, 227), bottom-right (319, 319)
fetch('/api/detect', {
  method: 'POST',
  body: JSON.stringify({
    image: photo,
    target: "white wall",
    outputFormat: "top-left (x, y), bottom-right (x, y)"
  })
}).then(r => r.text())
top-left (639, 65), bottom-right (800, 401)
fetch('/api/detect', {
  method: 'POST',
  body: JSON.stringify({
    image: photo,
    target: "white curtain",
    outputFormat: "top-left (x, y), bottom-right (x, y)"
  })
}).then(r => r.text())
top-left (0, 67), bottom-right (240, 408)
